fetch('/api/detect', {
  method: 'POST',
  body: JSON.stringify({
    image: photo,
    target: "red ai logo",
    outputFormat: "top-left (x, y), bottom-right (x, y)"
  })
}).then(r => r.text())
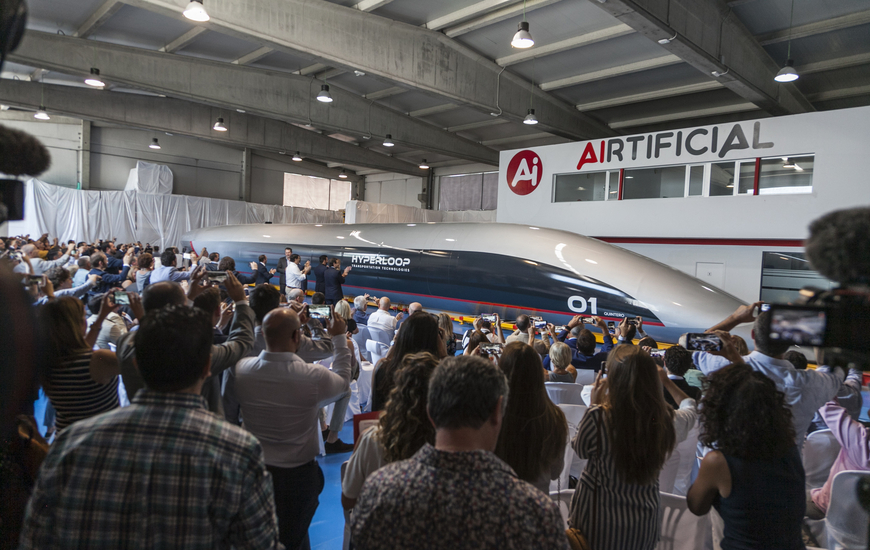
top-left (506, 150), bottom-right (542, 196)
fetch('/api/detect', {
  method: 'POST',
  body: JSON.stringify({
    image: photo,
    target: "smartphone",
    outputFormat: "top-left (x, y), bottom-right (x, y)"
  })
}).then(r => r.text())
top-left (759, 303), bottom-right (771, 313)
top-left (207, 271), bottom-right (229, 283)
top-left (534, 320), bottom-right (547, 329)
top-left (309, 305), bottom-right (332, 321)
top-left (626, 318), bottom-right (638, 325)
top-left (554, 325), bottom-right (568, 333)
top-left (648, 348), bottom-right (666, 358)
top-left (529, 315), bottom-right (543, 322)
top-left (607, 321), bottom-right (615, 334)
top-left (26, 275), bottom-right (43, 286)
top-left (480, 343), bottom-right (504, 357)
top-left (113, 291), bottom-right (130, 305)
top-left (582, 317), bottom-right (595, 324)
top-left (134, 246), bottom-right (140, 254)
top-left (685, 333), bottom-right (723, 352)
top-left (767, 305), bottom-right (826, 347)
top-left (480, 314), bottom-right (497, 323)
top-left (183, 253), bottom-right (191, 260)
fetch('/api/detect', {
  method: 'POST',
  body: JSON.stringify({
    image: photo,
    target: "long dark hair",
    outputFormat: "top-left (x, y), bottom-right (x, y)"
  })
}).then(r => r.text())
top-left (604, 345), bottom-right (676, 485)
top-left (374, 311), bottom-right (443, 407)
top-left (377, 352), bottom-right (438, 463)
top-left (495, 342), bottom-right (567, 483)
top-left (699, 363), bottom-right (795, 460)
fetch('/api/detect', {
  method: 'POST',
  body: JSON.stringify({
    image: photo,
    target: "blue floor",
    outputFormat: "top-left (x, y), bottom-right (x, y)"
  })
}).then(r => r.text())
top-left (311, 420), bottom-right (355, 550)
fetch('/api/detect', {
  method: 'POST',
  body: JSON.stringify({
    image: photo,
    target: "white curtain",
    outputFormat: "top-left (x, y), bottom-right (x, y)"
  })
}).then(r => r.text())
top-left (124, 161), bottom-right (173, 195)
top-left (345, 200), bottom-right (496, 224)
top-left (9, 179), bottom-right (343, 248)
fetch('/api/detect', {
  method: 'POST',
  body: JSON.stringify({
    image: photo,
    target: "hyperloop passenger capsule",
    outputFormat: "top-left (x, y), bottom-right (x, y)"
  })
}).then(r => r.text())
top-left (182, 222), bottom-right (750, 344)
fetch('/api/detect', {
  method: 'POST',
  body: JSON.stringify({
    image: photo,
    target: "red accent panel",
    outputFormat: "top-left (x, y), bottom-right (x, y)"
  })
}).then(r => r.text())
top-left (596, 237), bottom-right (805, 247)
top-left (753, 157), bottom-right (761, 196)
top-left (617, 168), bottom-right (624, 200)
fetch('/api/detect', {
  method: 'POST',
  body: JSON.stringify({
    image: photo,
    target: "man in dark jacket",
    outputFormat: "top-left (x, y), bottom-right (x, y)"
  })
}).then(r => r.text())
top-left (254, 255), bottom-right (276, 285)
top-left (312, 255), bottom-right (328, 295)
top-left (88, 249), bottom-right (133, 298)
top-left (323, 258), bottom-right (351, 305)
top-left (276, 247), bottom-right (292, 293)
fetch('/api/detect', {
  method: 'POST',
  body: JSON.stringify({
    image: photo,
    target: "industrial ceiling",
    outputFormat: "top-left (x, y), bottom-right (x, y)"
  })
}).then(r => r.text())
top-left (1, 0), bottom-right (868, 178)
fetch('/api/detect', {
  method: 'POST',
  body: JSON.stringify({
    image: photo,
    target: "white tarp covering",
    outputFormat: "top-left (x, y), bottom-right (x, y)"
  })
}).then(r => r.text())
top-left (124, 161), bottom-right (174, 195)
top-left (345, 200), bottom-right (496, 224)
top-left (8, 179), bottom-right (343, 248)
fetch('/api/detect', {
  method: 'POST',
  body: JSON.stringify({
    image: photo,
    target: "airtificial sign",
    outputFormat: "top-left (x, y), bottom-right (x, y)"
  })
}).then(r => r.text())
top-left (575, 121), bottom-right (774, 170)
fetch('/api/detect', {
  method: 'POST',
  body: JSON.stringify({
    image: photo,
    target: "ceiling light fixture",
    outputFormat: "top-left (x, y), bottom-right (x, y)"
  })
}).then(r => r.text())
top-left (383, 134), bottom-right (395, 147)
top-left (711, 68), bottom-right (729, 78)
top-left (419, 159), bottom-right (429, 169)
top-left (511, 0), bottom-right (534, 49)
top-left (149, 138), bottom-right (161, 150)
top-left (292, 152), bottom-right (303, 161)
top-left (34, 106), bottom-right (50, 120)
top-left (316, 84), bottom-right (333, 103)
top-left (657, 32), bottom-right (677, 45)
top-left (775, 0), bottom-right (799, 83)
top-left (236, 108), bottom-right (246, 113)
top-left (213, 117), bottom-right (227, 131)
top-left (523, 108), bottom-right (538, 125)
top-left (183, 0), bottom-right (209, 22)
top-left (84, 68), bottom-right (105, 87)
top-left (339, 170), bottom-right (348, 179)
top-left (353, 70), bottom-right (366, 77)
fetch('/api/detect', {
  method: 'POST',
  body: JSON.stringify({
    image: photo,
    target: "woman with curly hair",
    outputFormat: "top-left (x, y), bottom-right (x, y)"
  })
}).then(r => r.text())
top-left (687, 363), bottom-right (804, 550)
top-left (341, 352), bottom-right (438, 510)
top-left (494, 342), bottom-right (567, 493)
top-left (568, 345), bottom-right (695, 550)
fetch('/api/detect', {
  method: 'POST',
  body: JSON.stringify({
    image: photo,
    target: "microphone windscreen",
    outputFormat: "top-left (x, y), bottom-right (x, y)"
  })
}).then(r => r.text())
top-left (806, 207), bottom-right (870, 285)
top-left (0, 125), bottom-right (51, 176)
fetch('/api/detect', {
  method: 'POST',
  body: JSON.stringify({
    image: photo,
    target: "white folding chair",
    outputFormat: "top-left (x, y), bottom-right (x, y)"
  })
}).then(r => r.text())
top-left (353, 326), bottom-right (372, 362)
top-left (366, 340), bottom-right (389, 366)
top-left (656, 492), bottom-right (712, 550)
top-left (672, 423), bottom-right (700, 496)
top-left (549, 489), bottom-right (575, 530)
top-left (826, 470), bottom-right (869, 550)
top-left (580, 384), bottom-right (593, 406)
top-left (803, 429), bottom-right (842, 490)
top-left (554, 403), bottom-right (588, 485)
top-left (357, 363), bottom-right (374, 412)
top-left (341, 461), bottom-right (352, 550)
top-left (574, 369), bottom-right (596, 385)
top-left (545, 382), bottom-right (586, 405)
top-left (659, 451), bottom-right (681, 495)
top-left (367, 326), bottom-right (393, 346)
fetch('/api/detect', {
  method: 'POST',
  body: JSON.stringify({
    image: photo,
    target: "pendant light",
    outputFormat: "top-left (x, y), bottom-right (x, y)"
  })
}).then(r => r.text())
top-left (213, 117), bottom-right (227, 131)
top-left (183, 0), bottom-right (209, 22)
top-left (383, 134), bottom-right (395, 147)
top-left (34, 106), bottom-right (50, 120)
top-left (419, 159), bottom-right (429, 170)
top-left (85, 68), bottom-right (105, 87)
top-left (338, 169), bottom-right (348, 179)
top-left (511, 1), bottom-right (534, 49)
top-left (149, 138), bottom-right (161, 150)
top-left (292, 152), bottom-right (303, 161)
top-left (774, 0), bottom-right (799, 83)
top-left (316, 84), bottom-right (333, 103)
top-left (523, 108), bottom-right (538, 125)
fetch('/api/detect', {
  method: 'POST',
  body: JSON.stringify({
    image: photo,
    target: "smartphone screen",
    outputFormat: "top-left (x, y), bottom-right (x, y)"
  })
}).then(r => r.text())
top-left (768, 305), bottom-right (826, 347)
top-left (480, 343), bottom-right (504, 357)
top-left (626, 318), bottom-right (638, 325)
top-left (480, 314), bottom-right (497, 323)
top-left (207, 271), bottom-right (228, 283)
top-left (113, 291), bottom-right (130, 305)
top-left (648, 348), bottom-right (666, 358)
top-left (534, 320), bottom-right (547, 329)
top-left (183, 253), bottom-right (191, 260)
top-left (685, 333), bottom-right (722, 352)
top-left (582, 317), bottom-right (595, 324)
top-left (309, 305), bottom-right (331, 321)
top-left (26, 275), bottom-right (43, 286)
top-left (607, 321), bottom-right (615, 334)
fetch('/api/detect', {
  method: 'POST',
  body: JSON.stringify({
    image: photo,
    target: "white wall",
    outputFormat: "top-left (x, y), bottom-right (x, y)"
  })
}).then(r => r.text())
top-left (0, 115), bottom-right (82, 187)
top-left (364, 172), bottom-right (424, 207)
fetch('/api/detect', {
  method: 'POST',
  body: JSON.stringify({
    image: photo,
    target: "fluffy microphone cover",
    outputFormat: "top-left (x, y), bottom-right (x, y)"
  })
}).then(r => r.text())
top-left (806, 206), bottom-right (870, 285)
top-left (0, 124), bottom-right (51, 176)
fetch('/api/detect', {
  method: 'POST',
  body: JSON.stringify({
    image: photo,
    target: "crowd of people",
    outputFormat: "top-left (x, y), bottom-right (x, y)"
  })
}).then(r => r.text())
top-left (1, 205), bottom-right (868, 550)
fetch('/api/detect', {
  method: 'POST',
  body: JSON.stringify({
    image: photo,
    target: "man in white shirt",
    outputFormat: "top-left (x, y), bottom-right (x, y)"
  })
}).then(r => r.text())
top-left (367, 297), bottom-right (404, 333)
top-left (233, 307), bottom-right (350, 550)
top-left (285, 254), bottom-right (310, 296)
top-left (13, 242), bottom-right (75, 275)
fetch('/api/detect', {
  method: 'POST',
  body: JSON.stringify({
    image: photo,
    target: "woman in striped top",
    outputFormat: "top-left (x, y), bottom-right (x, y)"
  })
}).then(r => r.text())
top-left (568, 345), bottom-right (679, 550)
top-left (41, 295), bottom-right (121, 431)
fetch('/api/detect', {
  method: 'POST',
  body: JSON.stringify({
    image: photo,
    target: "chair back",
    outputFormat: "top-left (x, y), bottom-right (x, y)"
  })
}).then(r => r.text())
top-left (367, 326), bottom-right (393, 346)
top-left (656, 492), bottom-right (711, 550)
top-left (659, 450), bottom-right (681, 494)
top-left (826, 470), bottom-right (869, 550)
top-left (803, 429), bottom-right (841, 490)
top-left (574, 369), bottom-right (596, 385)
top-left (357, 363), bottom-right (375, 413)
top-left (545, 382), bottom-right (586, 405)
top-left (550, 403), bottom-right (588, 491)
top-left (580, 384), bottom-right (593, 406)
top-left (366, 339), bottom-right (389, 366)
top-left (353, 326), bottom-right (372, 361)
top-left (672, 423), bottom-right (700, 496)
top-left (549, 489), bottom-right (575, 530)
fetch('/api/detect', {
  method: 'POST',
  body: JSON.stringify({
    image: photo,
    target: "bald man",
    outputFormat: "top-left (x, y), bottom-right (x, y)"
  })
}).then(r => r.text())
top-left (367, 297), bottom-right (405, 334)
top-left (233, 307), bottom-right (351, 550)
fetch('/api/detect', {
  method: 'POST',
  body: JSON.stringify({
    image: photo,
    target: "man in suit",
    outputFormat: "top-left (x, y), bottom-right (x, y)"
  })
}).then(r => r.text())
top-left (323, 258), bottom-right (351, 305)
top-left (254, 255), bottom-right (276, 285)
top-left (312, 255), bottom-right (328, 295)
top-left (662, 345), bottom-right (702, 409)
top-left (276, 247), bottom-right (293, 296)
